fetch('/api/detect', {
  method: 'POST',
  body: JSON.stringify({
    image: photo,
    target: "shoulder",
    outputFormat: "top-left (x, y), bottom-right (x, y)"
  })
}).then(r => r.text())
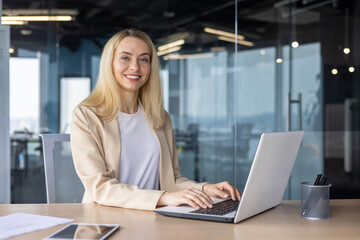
top-left (72, 105), bottom-right (105, 126)
top-left (163, 111), bottom-right (173, 128)
top-left (73, 105), bottom-right (100, 115)
top-left (164, 110), bottom-right (171, 122)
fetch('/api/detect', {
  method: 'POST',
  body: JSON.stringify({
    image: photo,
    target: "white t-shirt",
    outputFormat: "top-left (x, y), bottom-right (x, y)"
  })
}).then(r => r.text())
top-left (117, 106), bottom-right (160, 190)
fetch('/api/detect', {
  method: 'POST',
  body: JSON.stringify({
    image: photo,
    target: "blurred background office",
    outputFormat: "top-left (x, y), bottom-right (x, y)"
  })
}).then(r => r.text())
top-left (0, 0), bottom-right (359, 204)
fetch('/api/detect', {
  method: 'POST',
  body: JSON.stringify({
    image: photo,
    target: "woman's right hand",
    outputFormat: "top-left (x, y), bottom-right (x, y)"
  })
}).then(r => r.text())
top-left (156, 188), bottom-right (213, 209)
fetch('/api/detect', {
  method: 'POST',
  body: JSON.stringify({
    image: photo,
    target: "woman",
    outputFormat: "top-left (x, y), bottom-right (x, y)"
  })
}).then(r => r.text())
top-left (71, 29), bottom-right (241, 211)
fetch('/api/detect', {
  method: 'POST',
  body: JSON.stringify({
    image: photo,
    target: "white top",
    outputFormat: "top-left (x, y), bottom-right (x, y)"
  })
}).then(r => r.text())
top-left (117, 106), bottom-right (160, 190)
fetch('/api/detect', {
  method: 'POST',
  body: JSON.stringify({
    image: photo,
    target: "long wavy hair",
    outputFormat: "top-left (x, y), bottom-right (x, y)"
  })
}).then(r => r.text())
top-left (79, 29), bottom-right (165, 129)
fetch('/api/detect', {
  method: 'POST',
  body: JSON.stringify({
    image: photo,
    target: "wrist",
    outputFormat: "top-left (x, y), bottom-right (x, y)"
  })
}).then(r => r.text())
top-left (202, 183), bottom-right (209, 193)
top-left (156, 191), bottom-right (168, 207)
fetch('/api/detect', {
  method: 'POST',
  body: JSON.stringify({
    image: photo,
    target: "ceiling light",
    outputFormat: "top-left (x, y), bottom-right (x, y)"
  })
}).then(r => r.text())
top-left (210, 47), bottom-right (226, 52)
top-left (349, 67), bottom-right (355, 73)
top-left (1, 16), bottom-right (73, 22)
top-left (9, 48), bottom-right (14, 54)
top-left (276, 58), bottom-right (283, 63)
top-left (163, 11), bottom-right (175, 18)
top-left (331, 68), bottom-right (338, 75)
top-left (157, 39), bottom-right (185, 51)
top-left (163, 53), bottom-right (214, 60)
top-left (2, 9), bottom-right (78, 16)
top-left (204, 27), bottom-right (244, 40)
top-left (157, 46), bottom-right (181, 56)
top-left (217, 36), bottom-right (254, 47)
top-left (20, 29), bottom-right (32, 35)
top-left (1, 20), bottom-right (26, 25)
top-left (291, 41), bottom-right (299, 48)
top-left (343, 48), bottom-right (350, 54)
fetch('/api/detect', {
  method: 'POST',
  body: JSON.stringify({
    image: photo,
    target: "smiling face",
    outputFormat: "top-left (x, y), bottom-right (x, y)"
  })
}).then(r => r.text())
top-left (112, 36), bottom-right (151, 97)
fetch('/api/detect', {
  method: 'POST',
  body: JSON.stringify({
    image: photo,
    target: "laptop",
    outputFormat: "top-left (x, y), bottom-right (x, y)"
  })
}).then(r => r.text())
top-left (155, 131), bottom-right (304, 223)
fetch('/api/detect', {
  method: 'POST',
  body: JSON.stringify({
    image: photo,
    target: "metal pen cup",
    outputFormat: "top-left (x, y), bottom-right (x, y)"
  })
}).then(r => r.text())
top-left (300, 181), bottom-right (331, 219)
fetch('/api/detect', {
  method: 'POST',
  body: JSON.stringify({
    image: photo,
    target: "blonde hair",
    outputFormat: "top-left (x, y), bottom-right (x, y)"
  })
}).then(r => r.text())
top-left (79, 29), bottom-right (165, 129)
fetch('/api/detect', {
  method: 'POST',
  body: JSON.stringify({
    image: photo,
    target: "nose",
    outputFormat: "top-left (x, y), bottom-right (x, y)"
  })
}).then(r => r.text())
top-left (130, 59), bottom-right (140, 71)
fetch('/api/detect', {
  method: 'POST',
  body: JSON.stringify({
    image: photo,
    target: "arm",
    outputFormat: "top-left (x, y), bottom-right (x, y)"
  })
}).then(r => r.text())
top-left (70, 106), bottom-right (164, 210)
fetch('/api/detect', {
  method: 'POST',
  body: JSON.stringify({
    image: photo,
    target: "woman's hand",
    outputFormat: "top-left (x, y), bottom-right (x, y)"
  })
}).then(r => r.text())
top-left (157, 188), bottom-right (214, 209)
top-left (203, 181), bottom-right (241, 201)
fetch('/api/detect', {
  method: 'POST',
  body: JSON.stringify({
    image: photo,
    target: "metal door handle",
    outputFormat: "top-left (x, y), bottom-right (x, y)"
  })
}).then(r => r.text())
top-left (287, 92), bottom-right (302, 131)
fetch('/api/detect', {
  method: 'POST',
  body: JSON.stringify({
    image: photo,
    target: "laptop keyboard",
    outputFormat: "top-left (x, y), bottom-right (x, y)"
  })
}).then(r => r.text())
top-left (190, 199), bottom-right (240, 216)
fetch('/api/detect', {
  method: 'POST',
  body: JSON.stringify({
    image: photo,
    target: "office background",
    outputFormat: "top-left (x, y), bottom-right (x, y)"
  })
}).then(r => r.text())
top-left (0, 0), bottom-right (359, 204)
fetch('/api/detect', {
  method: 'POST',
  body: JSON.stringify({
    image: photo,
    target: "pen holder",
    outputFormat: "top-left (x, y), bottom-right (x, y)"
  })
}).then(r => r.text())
top-left (300, 182), bottom-right (331, 219)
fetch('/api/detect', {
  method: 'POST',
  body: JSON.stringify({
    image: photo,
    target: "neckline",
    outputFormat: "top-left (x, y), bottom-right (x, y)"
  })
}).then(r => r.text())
top-left (120, 105), bottom-right (141, 117)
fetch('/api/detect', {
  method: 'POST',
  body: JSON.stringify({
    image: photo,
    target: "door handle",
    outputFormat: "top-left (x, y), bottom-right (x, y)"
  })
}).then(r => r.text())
top-left (287, 92), bottom-right (302, 131)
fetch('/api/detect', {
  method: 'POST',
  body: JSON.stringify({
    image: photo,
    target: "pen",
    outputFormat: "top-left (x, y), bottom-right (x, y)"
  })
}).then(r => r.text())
top-left (318, 176), bottom-right (329, 186)
top-left (323, 177), bottom-right (331, 185)
top-left (314, 174), bottom-right (322, 185)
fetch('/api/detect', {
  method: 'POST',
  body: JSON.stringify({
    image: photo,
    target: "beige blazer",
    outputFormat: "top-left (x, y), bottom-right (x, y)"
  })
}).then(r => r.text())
top-left (70, 105), bottom-right (205, 210)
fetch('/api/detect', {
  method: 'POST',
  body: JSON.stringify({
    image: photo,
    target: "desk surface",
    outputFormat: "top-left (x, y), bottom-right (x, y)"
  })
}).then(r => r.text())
top-left (1, 200), bottom-right (359, 240)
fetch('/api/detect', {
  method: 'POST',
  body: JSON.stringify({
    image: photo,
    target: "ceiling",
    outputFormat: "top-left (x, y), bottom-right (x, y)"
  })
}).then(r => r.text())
top-left (1, 0), bottom-right (350, 53)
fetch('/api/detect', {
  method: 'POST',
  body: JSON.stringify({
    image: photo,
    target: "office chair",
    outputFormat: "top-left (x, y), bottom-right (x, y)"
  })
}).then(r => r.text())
top-left (40, 133), bottom-right (84, 203)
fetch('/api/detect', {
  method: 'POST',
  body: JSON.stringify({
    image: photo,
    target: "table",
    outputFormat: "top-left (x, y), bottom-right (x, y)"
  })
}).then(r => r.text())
top-left (1, 200), bottom-right (359, 239)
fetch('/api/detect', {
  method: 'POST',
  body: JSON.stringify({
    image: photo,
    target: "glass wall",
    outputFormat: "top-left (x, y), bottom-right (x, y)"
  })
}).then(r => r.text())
top-left (10, 57), bottom-right (40, 134)
top-left (3, 0), bottom-right (360, 203)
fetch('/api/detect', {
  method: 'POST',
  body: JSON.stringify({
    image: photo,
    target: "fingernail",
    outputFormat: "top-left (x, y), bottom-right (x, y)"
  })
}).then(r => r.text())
top-left (224, 194), bottom-right (228, 198)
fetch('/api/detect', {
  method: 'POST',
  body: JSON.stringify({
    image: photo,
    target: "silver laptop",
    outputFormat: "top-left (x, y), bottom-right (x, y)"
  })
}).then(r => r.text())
top-left (155, 131), bottom-right (304, 223)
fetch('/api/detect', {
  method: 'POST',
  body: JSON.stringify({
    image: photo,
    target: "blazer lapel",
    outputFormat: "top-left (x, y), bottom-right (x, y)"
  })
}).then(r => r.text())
top-left (154, 128), bottom-right (177, 191)
top-left (104, 117), bottom-right (121, 178)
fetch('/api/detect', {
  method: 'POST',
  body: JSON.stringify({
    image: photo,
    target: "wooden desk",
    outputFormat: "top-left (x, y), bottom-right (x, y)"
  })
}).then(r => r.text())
top-left (1, 200), bottom-right (359, 240)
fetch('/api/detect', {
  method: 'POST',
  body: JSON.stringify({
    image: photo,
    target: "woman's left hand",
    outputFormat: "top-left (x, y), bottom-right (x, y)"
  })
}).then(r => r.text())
top-left (203, 181), bottom-right (241, 201)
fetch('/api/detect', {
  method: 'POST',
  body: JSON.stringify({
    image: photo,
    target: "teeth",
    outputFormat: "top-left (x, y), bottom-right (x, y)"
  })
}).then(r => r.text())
top-left (126, 75), bottom-right (140, 79)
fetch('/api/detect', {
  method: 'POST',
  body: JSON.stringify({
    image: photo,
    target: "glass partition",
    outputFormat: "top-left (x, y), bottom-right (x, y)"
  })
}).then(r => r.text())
top-left (4, 0), bottom-right (360, 202)
top-left (164, 52), bottom-right (235, 183)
